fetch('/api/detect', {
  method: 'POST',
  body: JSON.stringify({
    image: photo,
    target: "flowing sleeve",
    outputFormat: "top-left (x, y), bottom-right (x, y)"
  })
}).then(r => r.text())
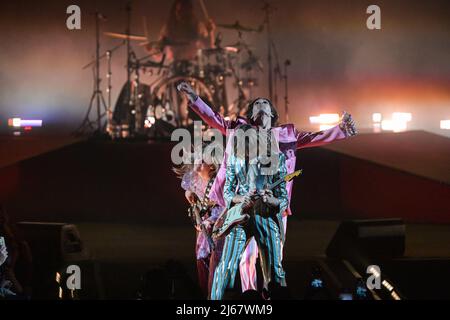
top-left (190, 97), bottom-right (246, 135)
top-left (296, 124), bottom-right (347, 149)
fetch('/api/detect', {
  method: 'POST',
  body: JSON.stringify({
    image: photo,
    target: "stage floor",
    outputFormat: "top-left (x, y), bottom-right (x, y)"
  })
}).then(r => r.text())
top-left (74, 219), bottom-right (450, 299)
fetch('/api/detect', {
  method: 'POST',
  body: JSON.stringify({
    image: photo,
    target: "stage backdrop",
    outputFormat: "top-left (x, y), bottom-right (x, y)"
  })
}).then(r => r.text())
top-left (1, 0), bottom-right (450, 136)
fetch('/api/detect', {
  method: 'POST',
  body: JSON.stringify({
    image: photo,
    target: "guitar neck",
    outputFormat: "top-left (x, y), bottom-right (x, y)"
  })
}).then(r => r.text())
top-left (267, 177), bottom-right (284, 191)
top-left (267, 169), bottom-right (302, 190)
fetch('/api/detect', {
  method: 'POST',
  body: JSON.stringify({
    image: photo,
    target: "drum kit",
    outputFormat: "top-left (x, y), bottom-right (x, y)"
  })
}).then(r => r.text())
top-left (78, 1), bottom-right (289, 140)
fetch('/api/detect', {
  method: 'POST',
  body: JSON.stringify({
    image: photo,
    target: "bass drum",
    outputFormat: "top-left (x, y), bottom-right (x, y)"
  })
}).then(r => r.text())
top-left (150, 76), bottom-right (217, 127)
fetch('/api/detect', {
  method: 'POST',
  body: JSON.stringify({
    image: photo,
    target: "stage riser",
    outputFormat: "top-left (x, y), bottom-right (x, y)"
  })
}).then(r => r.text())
top-left (0, 138), bottom-right (448, 224)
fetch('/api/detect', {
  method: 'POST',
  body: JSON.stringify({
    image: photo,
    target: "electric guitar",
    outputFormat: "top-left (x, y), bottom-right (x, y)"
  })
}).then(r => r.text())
top-left (188, 200), bottom-right (216, 251)
top-left (212, 169), bottom-right (302, 240)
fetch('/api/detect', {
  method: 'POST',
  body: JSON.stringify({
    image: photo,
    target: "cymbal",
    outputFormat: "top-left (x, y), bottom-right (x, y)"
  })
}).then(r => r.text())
top-left (217, 21), bottom-right (260, 32)
top-left (201, 46), bottom-right (238, 55)
top-left (104, 32), bottom-right (148, 42)
top-left (139, 37), bottom-right (190, 47)
top-left (225, 41), bottom-right (253, 50)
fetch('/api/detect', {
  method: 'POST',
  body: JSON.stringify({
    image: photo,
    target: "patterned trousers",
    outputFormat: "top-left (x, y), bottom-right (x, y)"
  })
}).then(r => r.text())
top-left (210, 214), bottom-right (286, 300)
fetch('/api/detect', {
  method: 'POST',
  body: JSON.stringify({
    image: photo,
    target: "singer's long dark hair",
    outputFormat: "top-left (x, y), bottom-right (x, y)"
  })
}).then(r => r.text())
top-left (245, 98), bottom-right (279, 127)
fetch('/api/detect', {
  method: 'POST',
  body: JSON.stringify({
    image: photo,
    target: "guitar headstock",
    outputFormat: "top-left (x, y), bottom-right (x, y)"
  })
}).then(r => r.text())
top-left (284, 169), bottom-right (303, 182)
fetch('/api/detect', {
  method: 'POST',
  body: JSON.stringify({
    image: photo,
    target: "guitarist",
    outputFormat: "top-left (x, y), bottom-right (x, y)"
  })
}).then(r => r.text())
top-left (177, 81), bottom-right (357, 292)
top-left (210, 125), bottom-right (289, 300)
top-left (174, 159), bottom-right (223, 299)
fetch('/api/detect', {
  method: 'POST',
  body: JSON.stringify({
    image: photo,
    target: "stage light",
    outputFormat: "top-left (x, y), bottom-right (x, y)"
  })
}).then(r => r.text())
top-left (440, 120), bottom-right (450, 130)
top-left (372, 113), bottom-right (382, 123)
top-left (9, 118), bottom-right (21, 127)
top-left (56, 272), bottom-right (61, 284)
top-left (309, 114), bottom-right (340, 124)
top-left (391, 291), bottom-right (401, 300)
top-left (381, 119), bottom-right (407, 132)
top-left (382, 279), bottom-right (402, 300)
top-left (382, 280), bottom-right (393, 291)
top-left (309, 116), bottom-right (320, 123)
top-left (8, 118), bottom-right (42, 128)
top-left (368, 266), bottom-right (381, 278)
top-left (392, 112), bottom-right (412, 122)
top-left (21, 120), bottom-right (42, 127)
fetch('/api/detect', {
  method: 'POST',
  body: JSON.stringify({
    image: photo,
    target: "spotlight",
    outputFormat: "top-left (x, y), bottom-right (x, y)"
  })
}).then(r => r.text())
top-left (440, 120), bottom-right (450, 130)
top-left (382, 279), bottom-right (394, 291)
top-left (392, 112), bottom-right (412, 122)
top-left (7, 118), bottom-right (43, 127)
top-left (309, 114), bottom-right (340, 124)
top-left (372, 113), bottom-right (382, 123)
top-left (381, 119), bottom-right (407, 132)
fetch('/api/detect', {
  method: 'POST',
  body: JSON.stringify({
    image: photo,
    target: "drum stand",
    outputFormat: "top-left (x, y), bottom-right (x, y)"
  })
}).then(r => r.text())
top-left (77, 12), bottom-right (109, 136)
top-left (124, 2), bottom-right (145, 136)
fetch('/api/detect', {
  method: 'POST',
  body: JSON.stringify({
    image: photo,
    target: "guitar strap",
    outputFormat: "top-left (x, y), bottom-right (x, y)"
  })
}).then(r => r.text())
top-left (198, 175), bottom-right (215, 215)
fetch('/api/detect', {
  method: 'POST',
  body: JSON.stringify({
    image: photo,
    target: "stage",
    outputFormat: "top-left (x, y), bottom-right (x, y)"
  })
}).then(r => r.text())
top-left (2, 0), bottom-right (450, 305)
top-left (74, 219), bottom-right (450, 299)
top-left (1, 131), bottom-right (449, 299)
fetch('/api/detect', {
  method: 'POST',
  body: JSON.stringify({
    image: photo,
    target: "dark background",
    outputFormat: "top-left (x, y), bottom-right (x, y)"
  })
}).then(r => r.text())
top-left (1, 0), bottom-right (450, 136)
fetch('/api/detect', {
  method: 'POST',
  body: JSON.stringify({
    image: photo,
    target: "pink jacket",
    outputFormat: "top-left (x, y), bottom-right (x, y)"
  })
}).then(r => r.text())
top-left (191, 97), bottom-right (348, 216)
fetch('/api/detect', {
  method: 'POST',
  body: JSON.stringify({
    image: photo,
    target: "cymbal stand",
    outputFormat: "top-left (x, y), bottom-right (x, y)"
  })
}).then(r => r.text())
top-left (76, 12), bottom-right (108, 136)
